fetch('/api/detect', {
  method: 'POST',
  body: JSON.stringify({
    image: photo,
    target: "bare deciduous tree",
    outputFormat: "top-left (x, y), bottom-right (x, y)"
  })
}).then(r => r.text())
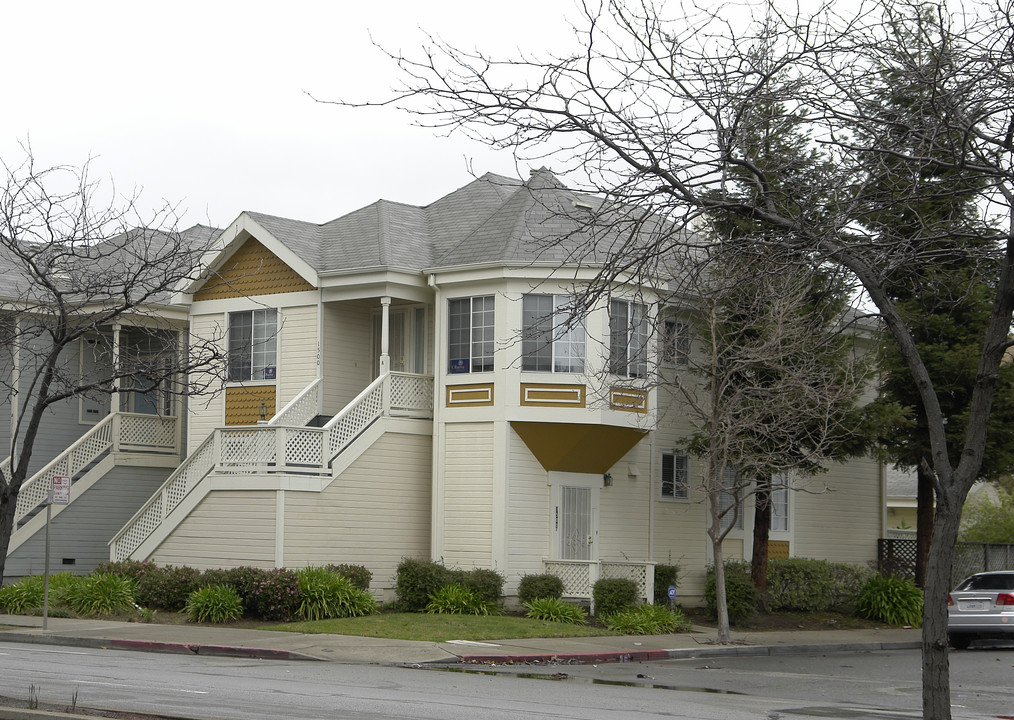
top-left (333, 1), bottom-right (1014, 715)
top-left (668, 246), bottom-right (868, 643)
top-left (0, 152), bottom-right (226, 583)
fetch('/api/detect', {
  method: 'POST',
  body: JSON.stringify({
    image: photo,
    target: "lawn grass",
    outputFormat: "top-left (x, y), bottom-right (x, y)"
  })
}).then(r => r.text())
top-left (263, 612), bottom-right (616, 642)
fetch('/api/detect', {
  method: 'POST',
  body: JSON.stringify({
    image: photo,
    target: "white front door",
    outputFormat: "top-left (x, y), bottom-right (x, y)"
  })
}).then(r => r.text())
top-left (550, 472), bottom-right (600, 561)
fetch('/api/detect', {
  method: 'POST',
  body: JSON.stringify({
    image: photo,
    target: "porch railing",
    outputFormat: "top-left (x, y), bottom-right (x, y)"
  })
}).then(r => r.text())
top-left (544, 560), bottom-right (656, 606)
top-left (4, 412), bottom-right (178, 530)
top-left (110, 372), bottom-right (433, 561)
top-left (269, 379), bottom-right (322, 427)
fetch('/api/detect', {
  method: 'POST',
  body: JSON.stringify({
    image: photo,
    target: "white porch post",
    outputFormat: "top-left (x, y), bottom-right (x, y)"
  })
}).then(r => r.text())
top-left (379, 296), bottom-right (391, 374)
top-left (111, 323), bottom-right (122, 414)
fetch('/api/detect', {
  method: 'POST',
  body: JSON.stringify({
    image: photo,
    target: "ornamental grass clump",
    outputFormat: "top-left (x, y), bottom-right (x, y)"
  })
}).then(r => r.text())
top-left (297, 567), bottom-right (378, 621)
top-left (185, 584), bottom-right (243, 624)
top-left (855, 575), bottom-right (923, 627)
top-left (425, 583), bottom-right (498, 616)
top-left (603, 603), bottom-right (692, 635)
top-left (0, 576), bottom-right (44, 614)
top-left (523, 597), bottom-right (587, 625)
top-left (63, 573), bottom-right (134, 617)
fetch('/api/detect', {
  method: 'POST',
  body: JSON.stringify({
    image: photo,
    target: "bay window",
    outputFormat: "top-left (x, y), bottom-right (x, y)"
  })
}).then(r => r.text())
top-left (448, 296), bottom-right (494, 373)
top-left (521, 294), bottom-right (584, 372)
top-left (609, 299), bottom-right (648, 378)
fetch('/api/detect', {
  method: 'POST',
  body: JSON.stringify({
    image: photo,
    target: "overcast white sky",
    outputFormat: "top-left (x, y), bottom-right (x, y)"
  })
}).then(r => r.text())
top-left (1, 1), bottom-right (577, 229)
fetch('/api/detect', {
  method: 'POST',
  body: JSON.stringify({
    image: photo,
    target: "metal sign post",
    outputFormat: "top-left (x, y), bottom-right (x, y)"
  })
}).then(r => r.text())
top-left (43, 476), bottom-right (71, 631)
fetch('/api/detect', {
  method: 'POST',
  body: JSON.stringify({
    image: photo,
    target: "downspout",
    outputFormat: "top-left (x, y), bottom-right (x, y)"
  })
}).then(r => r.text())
top-left (427, 273), bottom-right (444, 562)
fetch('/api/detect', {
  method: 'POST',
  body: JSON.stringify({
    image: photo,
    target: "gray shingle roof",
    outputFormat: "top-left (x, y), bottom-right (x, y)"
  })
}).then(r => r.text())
top-left (234, 169), bottom-right (641, 277)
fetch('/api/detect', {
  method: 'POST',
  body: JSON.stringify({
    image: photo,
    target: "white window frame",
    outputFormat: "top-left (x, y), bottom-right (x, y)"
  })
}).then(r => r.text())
top-left (228, 308), bottom-right (278, 383)
top-left (448, 296), bottom-right (495, 374)
top-left (609, 299), bottom-right (648, 378)
top-left (521, 294), bottom-right (585, 373)
top-left (663, 317), bottom-right (691, 367)
top-left (660, 452), bottom-right (689, 501)
top-left (770, 471), bottom-right (791, 534)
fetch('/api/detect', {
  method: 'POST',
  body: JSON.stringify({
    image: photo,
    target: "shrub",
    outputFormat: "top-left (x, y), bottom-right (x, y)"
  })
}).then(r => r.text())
top-left (460, 568), bottom-right (504, 604)
top-left (94, 560), bottom-right (157, 585)
top-left (63, 573), bottom-right (134, 616)
top-left (703, 562), bottom-right (758, 625)
top-left (523, 597), bottom-right (587, 625)
top-left (855, 575), bottom-right (923, 627)
top-left (0, 576), bottom-right (44, 614)
top-left (604, 603), bottom-right (692, 635)
top-left (592, 578), bottom-right (639, 617)
top-left (425, 583), bottom-right (497, 616)
top-left (134, 565), bottom-right (202, 611)
top-left (297, 567), bottom-right (377, 621)
top-left (245, 568), bottom-right (301, 621)
top-left (518, 574), bottom-right (565, 604)
top-left (766, 558), bottom-right (873, 612)
top-left (396, 558), bottom-right (455, 611)
top-left (185, 585), bottom-right (243, 624)
top-left (653, 564), bottom-right (681, 605)
top-left (325, 564), bottom-right (372, 592)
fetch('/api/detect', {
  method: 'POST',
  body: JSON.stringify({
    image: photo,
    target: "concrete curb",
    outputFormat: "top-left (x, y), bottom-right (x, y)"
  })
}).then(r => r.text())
top-left (455, 640), bottom-right (923, 665)
top-left (0, 631), bottom-right (321, 662)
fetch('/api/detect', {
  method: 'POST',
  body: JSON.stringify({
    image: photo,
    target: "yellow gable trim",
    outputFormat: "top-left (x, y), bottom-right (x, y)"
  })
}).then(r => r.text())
top-left (195, 238), bottom-right (315, 301)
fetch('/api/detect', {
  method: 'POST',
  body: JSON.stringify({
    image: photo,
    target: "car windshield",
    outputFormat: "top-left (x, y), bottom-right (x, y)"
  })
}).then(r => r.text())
top-left (956, 573), bottom-right (1014, 591)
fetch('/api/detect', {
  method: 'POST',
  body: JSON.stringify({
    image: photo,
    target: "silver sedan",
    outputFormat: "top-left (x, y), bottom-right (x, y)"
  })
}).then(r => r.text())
top-left (947, 571), bottom-right (1014, 649)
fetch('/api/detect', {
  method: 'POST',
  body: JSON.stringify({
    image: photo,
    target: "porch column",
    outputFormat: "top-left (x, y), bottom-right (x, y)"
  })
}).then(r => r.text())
top-left (111, 323), bottom-right (122, 414)
top-left (379, 296), bottom-right (391, 374)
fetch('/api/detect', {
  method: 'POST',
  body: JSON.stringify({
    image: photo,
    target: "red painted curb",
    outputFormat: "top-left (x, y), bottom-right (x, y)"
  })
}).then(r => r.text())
top-left (458, 649), bottom-right (670, 665)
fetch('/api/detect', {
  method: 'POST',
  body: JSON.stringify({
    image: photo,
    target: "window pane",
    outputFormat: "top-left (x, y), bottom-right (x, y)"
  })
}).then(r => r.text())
top-left (522, 294), bottom-right (553, 371)
top-left (609, 299), bottom-right (628, 374)
top-left (631, 303), bottom-right (648, 378)
top-left (448, 298), bottom-right (470, 372)
top-left (554, 295), bottom-right (584, 372)
top-left (771, 472), bottom-right (789, 532)
top-left (472, 295), bottom-right (495, 372)
top-left (661, 453), bottom-right (688, 499)
top-left (228, 311), bottom-right (252, 382)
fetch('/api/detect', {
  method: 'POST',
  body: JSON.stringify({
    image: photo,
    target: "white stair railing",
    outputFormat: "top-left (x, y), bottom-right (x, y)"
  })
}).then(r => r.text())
top-left (110, 373), bottom-right (434, 561)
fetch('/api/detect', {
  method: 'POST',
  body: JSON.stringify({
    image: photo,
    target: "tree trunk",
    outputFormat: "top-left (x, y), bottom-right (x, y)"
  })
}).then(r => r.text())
top-left (922, 485), bottom-right (963, 720)
top-left (712, 532), bottom-right (730, 643)
top-left (915, 461), bottom-right (935, 588)
top-left (752, 475), bottom-right (772, 609)
top-left (0, 487), bottom-right (16, 582)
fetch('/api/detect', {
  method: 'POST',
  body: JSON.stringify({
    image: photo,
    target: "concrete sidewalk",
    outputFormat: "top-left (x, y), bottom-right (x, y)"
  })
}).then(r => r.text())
top-left (0, 613), bottom-right (922, 666)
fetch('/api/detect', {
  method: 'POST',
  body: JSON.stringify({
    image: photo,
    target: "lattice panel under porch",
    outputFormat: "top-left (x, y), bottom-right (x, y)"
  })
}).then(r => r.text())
top-left (545, 561), bottom-right (592, 596)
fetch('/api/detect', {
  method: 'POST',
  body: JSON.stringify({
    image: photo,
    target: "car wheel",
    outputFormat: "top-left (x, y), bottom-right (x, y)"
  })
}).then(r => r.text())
top-left (948, 633), bottom-right (972, 650)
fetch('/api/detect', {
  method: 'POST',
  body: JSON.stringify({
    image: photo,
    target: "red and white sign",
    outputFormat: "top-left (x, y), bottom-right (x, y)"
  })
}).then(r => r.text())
top-left (50, 476), bottom-right (71, 505)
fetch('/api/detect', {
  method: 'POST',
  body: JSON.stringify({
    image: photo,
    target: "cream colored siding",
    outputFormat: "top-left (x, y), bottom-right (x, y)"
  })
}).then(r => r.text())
top-left (278, 304), bottom-right (319, 405)
top-left (321, 301), bottom-right (372, 415)
top-left (284, 430), bottom-right (431, 591)
top-left (442, 422), bottom-right (494, 569)
top-left (150, 490), bottom-right (276, 569)
top-left (599, 441), bottom-right (652, 559)
top-left (507, 429), bottom-right (550, 583)
top-left (793, 456), bottom-right (882, 563)
top-left (188, 313), bottom-right (226, 449)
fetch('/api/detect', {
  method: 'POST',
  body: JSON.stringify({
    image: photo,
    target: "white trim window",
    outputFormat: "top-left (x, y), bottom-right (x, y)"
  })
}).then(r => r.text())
top-left (228, 308), bottom-right (277, 382)
top-left (663, 318), bottom-right (691, 366)
top-left (771, 472), bottom-right (790, 532)
top-left (609, 299), bottom-right (648, 378)
top-left (448, 296), bottom-right (494, 373)
top-left (661, 452), bottom-right (689, 500)
top-left (521, 294), bottom-right (584, 373)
